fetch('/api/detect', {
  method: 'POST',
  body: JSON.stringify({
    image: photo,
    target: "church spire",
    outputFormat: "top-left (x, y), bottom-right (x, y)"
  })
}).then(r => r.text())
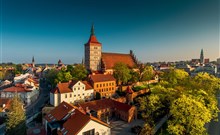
top-left (200, 49), bottom-right (204, 64)
top-left (32, 56), bottom-right (35, 63)
top-left (91, 23), bottom-right (95, 36)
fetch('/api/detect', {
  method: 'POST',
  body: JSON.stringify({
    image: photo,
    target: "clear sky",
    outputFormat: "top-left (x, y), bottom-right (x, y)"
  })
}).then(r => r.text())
top-left (0, 0), bottom-right (219, 64)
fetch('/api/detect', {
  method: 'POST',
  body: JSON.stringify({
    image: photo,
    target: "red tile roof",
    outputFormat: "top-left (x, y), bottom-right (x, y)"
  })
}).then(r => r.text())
top-left (90, 74), bottom-right (116, 83)
top-left (79, 99), bottom-right (133, 112)
top-left (86, 35), bottom-right (101, 45)
top-left (60, 109), bottom-right (90, 135)
top-left (102, 52), bottom-right (136, 69)
top-left (45, 102), bottom-right (109, 135)
top-left (2, 86), bottom-right (32, 92)
top-left (51, 81), bottom-right (93, 94)
top-left (45, 102), bottom-right (74, 122)
top-left (82, 81), bottom-right (93, 90)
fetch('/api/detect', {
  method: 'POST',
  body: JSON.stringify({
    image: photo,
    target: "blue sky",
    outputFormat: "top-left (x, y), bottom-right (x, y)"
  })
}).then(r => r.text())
top-left (0, 0), bottom-right (219, 64)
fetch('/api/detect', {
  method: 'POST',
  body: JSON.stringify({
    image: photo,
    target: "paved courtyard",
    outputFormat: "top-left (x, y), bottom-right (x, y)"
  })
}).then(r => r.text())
top-left (110, 119), bottom-right (145, 135)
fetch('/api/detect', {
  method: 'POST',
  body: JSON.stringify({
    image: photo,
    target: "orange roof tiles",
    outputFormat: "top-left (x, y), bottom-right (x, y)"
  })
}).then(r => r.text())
top-left (61, 109), bottom-right (90, 135)
top-left (102, 52), bottom-right (136, 69)
top-left (79, 98), bottom-right (133, 112)
top-left (51, 81), bottom-right (93, 94)
top-left (90, 74), bottom-right (116, 83)
top-left (86, 35), bottom-right (101, 45)
top-left (56, 82), bottom-right (72, 93)
top-left (45, 102), bottom-right (74, 122)
top-left (2, 86), bottom-right (32, 92)
top-left (45, 101), bottom-right (109, 135)
top-left (82, 81), bottom-right (93, 90)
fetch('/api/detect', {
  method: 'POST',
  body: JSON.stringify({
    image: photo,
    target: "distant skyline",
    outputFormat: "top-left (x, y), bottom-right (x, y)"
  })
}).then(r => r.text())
top-left (0, 0), bottom-right (219, 64)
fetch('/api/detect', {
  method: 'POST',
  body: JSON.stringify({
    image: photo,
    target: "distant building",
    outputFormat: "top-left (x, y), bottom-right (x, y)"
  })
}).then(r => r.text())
top-left (200, 49), bottom-right (204, 64)
top-left (217, 58), bottom-right (220, 65)
top-left (0, 83), bottom-right (39, 106)
top-left (57, 59), bottom-right (65, 70)
top-left (89, 74), bottom-right (116, 98)
top-left (191, 49), bottom-right (209, 66)
top-left (84, 25), bottom-right (138, 73)
top-left (50, 80), bottom-right (94, 106)
top-left (32, 56), bottom-right (35, 68)
top-left (44, 101), bottom-right (110, 135)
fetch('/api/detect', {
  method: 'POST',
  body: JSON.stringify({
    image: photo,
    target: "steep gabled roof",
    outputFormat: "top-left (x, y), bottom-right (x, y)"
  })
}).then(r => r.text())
top-left (79, 98), bottom-right (133, 112)
top-left (50, 80), bottom-right (93, 94)
top-left (45, 101), bottom-right (109, 135)
top-left (90, 74), bottom-right (116, 83)
top-left (102, 52), bottom-right (136, 69)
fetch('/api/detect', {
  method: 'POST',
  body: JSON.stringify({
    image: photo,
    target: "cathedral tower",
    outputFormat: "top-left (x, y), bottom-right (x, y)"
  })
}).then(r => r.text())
top-left (200, 49), bottom-right (204, 64)
top-left (32, 56), bottom-right (35, 68)
top-left (84, 24), bottom-right (102, 71)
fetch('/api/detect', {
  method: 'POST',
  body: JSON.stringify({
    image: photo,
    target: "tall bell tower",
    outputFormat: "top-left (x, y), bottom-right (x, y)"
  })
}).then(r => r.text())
top-left (84, 24), bottom-right (102, 71)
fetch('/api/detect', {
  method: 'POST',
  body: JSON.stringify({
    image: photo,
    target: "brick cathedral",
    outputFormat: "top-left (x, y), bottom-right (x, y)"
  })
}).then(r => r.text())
top-left (84, 25), bottom-right (139, 74)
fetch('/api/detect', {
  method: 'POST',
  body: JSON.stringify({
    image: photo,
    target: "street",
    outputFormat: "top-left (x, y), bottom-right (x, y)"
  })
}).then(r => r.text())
top-left (25, 81), bottom-right (50, 118)
top-left (207, 95), bottom-right (220, 135)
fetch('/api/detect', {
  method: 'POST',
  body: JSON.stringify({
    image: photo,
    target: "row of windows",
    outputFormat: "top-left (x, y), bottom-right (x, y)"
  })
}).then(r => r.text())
top-left (96, 82), bottom-right (114, 88)
top-left (65, 93), bottom-right (92, 98)
top-left (98, 87), bottom-right (115, 93)
top-left (73, 87), bottom-right (84, 90)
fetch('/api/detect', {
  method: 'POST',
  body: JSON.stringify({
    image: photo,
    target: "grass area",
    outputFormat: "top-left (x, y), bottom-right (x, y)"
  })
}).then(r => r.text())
top-left (133, 85), bottom-right (148, 92)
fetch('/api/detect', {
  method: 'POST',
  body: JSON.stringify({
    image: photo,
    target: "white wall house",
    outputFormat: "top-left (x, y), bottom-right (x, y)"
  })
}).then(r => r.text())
top-left (50, 81), bottom-right (94, 106)
top-left (14, 73), bottom-right (32, 84)
top-left (44, 101), bottom-right (110, 135)
top-left (0, 84), bottom-right (39, 106)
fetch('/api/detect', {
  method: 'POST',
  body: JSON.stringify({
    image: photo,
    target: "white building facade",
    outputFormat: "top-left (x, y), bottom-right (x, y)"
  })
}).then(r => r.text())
top-left (50, 81), bottom-right (94, 106)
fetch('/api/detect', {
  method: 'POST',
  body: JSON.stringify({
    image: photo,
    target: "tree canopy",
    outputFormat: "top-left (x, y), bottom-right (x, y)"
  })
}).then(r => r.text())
top-left (6, 95), bottom-right (26, 135)
top-left (113, 62), bottom-right (131, 85)
top-left (168, 94), bottom-right (212, 135)
top-left (71, 64), bottom-right (88, 81)
top-left (139, 69), bottom-right (220, 135)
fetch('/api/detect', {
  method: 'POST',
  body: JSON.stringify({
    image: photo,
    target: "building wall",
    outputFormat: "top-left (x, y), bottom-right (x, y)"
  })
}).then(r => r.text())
top-left (0, 90), bottom-right (39, 106)
top-left (93, 81), bottom-right (116, 97)
top-left (85, 45), bottom-right (102, 71)
top-left (50, 81), bottom-right (94, 106)
top-left (77, 120), bottom-right (110, 135)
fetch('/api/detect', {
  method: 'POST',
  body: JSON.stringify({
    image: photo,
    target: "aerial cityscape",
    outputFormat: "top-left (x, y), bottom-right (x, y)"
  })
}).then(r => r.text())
top-left (0, 0), bottom-right (219, 135)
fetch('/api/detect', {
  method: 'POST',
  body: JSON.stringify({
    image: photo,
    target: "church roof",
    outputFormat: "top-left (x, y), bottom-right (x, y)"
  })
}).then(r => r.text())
top-left (101, 52), bottom-right (136, 69)
top-left (85, 24), bottom-right (101, 45)
top-left (86, 35), bottom-right (101, 44)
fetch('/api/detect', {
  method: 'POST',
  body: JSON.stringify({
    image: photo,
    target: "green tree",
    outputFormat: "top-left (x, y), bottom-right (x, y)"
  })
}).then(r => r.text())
top-left (168, 94), bottom-right (212, 135)
top-left (139, 123), bottom-right (154, 135)
top-left (66, 65), bottom-right (74, 72)
top-left (71, 64), bottom-right (87, 80)
top-left (140, 65), bottom-right (154, 82)
top-left (15, 64), bottom-right (23, 74)
top-left (138, 94), bottom-right (164, 126)
top-left (129, 70), bottom-right (139, 83)
top-left (113, 62), bottom-right (131, 85)
top-left (45, 69), bottom-right (59, 88)
top-left (161, 68), bottom-right (189, 87)
top-left (6, 95), bottom-right (26, 135)
top-left (0, 71), bottom-right (5, 80)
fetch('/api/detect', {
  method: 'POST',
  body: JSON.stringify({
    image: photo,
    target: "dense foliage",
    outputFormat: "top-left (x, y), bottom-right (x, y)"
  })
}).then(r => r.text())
top-left (45, 64), bottom-right (88, 88)
top-left (6, 95), bottom-right (26, 135)
top-left (138, 69), bottom-right (220, 135)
